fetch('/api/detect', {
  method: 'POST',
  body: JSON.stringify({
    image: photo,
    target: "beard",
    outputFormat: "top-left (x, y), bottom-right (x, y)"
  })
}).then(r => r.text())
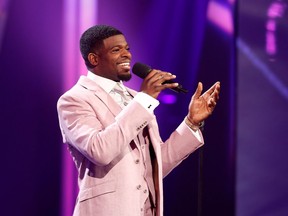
top-left (118, 73), bottom-right (132, 82)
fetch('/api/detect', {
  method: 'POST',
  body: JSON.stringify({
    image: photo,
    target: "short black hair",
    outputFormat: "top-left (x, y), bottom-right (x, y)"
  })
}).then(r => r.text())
top-left (80, 25), bottom-right (123, 68)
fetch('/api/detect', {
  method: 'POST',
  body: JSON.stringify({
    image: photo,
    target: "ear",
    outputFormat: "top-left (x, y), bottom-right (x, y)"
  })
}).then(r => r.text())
top-left (88, 53), bottom-right (98, 67)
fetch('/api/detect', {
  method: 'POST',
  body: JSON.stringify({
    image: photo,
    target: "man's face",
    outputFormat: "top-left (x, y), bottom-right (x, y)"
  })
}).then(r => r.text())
top-left (96, 34), bottom-right (132, 82)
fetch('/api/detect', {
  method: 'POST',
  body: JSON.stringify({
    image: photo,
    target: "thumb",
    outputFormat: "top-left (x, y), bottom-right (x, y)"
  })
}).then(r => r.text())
top-left (192, 82), bottom-right (203, 99)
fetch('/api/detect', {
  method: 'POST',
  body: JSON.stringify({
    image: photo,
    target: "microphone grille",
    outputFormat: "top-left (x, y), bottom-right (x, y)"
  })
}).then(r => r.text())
top-left (132, 62), bottom-right (152, 79)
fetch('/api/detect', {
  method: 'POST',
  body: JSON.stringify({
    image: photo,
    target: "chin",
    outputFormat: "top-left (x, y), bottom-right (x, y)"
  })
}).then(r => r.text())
top-left (119, 73), bottom-right (132, 82)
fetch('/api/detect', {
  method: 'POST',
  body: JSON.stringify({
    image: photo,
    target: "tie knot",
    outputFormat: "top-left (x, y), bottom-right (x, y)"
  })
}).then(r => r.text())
top-left (112, 82), bottom-right (132, 107)
top-left (114, 82), bottom-right (131, 97)
top-left (114, 82), bottom-right (125, 92)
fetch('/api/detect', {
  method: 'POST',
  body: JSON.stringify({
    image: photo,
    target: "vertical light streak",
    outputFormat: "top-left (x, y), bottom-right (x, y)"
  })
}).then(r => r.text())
top-left (61, 1), bottom-right (98, 216)
top-left (266, 1), bottom-right (287, 57)
top-left (0, 0), bottom-right (10, 51)
top-left (61, 1), bottom-right (78, 215)
top-left (78, 0), bottom-right (98, 77)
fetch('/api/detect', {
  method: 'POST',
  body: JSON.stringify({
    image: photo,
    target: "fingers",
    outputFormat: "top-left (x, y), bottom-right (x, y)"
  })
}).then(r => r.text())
top-left (210, 81), bottom-right (220, 101)
top-left (141, 69), bottom-right (179, 98)
top-left (203, 81), bottom-right (219, 96)
top-left (208, 97), bottom-right (217, 107)
top-left (192, 82), bottom-right (203, 99)
top-left (207, 82), bottom-right (220, 108)
top-left (148, 69), bottom-right (178, 88)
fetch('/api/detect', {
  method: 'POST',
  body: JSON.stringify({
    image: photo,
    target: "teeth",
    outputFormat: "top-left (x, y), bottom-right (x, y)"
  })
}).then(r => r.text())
top-left (119, 62), bottom-right (130, 66)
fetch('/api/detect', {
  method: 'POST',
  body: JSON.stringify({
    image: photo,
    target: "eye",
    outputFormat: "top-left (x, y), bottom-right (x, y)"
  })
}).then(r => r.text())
top-left (112, 48), bottom-right (120, 53)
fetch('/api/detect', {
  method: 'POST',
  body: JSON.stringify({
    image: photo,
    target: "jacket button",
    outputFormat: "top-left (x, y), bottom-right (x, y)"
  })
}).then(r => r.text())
top-left (135, 159), bottom-right (140, 164)
top-left (137, 185), bottom-right (141, 190)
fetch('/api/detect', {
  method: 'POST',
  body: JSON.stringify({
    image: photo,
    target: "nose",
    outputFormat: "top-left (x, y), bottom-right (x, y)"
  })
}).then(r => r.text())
top-left (122, 49), bottom-right (132, 59)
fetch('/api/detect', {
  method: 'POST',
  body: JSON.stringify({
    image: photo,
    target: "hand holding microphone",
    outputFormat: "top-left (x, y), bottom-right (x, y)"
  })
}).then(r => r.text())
top-left (132, 62), bottom-right (188, 99)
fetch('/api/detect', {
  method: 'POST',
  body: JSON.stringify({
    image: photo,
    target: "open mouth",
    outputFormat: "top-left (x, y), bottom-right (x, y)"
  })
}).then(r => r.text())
top-left (118, 62), bottom-right (130, 70)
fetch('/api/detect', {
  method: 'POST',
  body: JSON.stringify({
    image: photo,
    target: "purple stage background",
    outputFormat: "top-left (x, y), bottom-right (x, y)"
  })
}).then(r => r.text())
top-left (0, 0), bottom-right (287, 215)
top-left (236, 0), bottom-right (288, 215)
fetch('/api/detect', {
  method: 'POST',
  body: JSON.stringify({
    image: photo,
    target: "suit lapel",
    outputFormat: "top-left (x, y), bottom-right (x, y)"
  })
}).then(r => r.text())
top-left (77, 76), bottom-right (122, 116)
top-left (77, 76), bottom-right (147, 152)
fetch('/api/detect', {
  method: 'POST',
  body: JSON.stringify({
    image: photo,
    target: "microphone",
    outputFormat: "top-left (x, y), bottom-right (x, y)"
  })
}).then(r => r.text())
top-left (132, 62), bottom-right (188, 93)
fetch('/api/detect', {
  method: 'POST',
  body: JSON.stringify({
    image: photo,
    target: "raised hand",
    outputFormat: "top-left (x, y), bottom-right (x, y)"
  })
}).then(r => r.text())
top-left (187, 81), bottom-right (221, 125)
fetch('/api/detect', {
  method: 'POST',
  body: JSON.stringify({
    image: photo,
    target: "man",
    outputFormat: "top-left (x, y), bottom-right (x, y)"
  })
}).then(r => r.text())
top-left (57, 25), bottom-right (220, 216)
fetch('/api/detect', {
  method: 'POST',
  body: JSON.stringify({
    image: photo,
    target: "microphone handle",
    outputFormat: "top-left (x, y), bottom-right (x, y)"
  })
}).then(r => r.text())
top-left (162, 81), bottom-right (188, 93)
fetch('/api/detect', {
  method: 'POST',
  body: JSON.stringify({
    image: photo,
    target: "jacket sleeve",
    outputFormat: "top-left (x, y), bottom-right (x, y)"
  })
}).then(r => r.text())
top-left (57, 92), bottom-right (154, 166)
top-left (157, 120), bottom-right (204, 177)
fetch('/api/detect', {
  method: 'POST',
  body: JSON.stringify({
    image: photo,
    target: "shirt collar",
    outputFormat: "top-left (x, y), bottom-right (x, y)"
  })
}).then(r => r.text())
top-left (87, 71), bottom-right (125, 93)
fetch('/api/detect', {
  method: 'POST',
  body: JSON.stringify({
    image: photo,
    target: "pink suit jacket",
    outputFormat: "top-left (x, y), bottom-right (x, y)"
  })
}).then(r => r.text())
top-left (57, 76), bottom-right (204, 216)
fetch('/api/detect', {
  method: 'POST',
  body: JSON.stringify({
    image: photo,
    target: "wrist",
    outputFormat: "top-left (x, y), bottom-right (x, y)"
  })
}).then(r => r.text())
top-left (185, 116), bottom-right (204, 131)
